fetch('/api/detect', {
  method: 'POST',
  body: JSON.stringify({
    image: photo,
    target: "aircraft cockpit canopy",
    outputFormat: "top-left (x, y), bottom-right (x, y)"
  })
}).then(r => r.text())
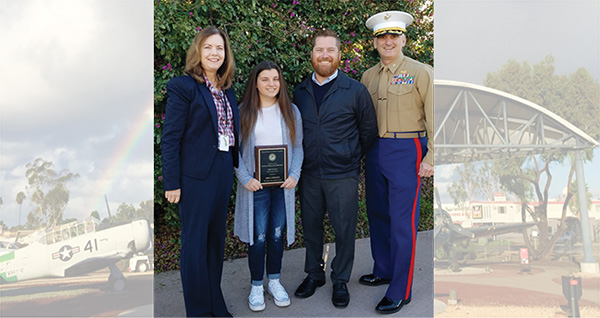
top-left (38, 218), bottom-right (100, 245)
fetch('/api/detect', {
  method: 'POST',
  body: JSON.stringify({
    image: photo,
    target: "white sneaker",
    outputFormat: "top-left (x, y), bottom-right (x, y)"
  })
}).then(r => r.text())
top-left (268, 279), bottom-right (291, 307)
top-left (248, 285), bottom-right (265, 311)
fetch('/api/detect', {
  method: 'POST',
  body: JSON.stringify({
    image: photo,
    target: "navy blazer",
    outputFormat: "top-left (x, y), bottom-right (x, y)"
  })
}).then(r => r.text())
top-left (161, 75), bottom-right (240, 191)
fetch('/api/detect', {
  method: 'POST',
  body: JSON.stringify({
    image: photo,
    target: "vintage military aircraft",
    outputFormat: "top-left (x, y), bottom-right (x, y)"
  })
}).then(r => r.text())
top-left (0, 218), bottom-right (152, 291)
top-left (433, 188), bottom-right (535, 272)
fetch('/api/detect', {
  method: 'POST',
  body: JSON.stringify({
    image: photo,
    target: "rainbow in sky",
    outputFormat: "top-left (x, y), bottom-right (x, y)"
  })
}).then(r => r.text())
top-left (89, 99), bottom-right (154, 216)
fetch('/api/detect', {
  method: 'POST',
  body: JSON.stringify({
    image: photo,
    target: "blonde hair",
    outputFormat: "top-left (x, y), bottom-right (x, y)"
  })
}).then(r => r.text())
top-left (184, 27), bottom-right (235, 89)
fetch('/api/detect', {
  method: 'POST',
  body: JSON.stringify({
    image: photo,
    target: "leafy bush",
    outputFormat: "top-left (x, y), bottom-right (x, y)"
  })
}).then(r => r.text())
top-left (154, 0), bottom-right (434, 272)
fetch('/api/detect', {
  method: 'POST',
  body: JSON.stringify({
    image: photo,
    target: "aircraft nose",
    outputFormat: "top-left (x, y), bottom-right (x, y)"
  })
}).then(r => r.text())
top-left (131, 219), bottom-right (152, 252)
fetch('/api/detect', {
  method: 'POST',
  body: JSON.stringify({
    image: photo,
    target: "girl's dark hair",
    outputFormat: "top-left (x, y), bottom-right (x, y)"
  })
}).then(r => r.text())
top-left (240, 61), bottom-right (296, 145)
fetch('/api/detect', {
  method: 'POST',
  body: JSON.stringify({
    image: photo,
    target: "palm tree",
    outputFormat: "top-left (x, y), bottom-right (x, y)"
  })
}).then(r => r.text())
top-left (16, 192), bottom-right (26, 227)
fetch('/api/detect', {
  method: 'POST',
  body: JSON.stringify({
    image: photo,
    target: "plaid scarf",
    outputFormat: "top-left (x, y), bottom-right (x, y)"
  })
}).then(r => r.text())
top-left (204, 74), bottom-right (235, 146)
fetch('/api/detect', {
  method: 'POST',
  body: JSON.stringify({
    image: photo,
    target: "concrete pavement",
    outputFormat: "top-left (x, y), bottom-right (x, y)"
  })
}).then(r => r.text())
top-left (154, 231), bottom-right (433, 317)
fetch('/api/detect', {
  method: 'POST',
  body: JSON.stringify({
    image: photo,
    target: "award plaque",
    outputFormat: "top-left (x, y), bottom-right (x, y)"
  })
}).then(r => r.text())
top-left (255, 145), bottom-right (288, 186)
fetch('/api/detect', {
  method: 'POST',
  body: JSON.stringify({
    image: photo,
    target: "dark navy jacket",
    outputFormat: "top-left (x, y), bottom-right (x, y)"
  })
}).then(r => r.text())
top-left (161, 75), bottom-right (240, 191)
top-left (293, 72), bottom-right (377, 179)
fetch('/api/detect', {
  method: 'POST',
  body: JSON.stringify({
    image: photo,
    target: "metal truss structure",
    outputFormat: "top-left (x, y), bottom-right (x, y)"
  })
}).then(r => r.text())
top-left (434, 80), bottom-right (598, 165)
top-left (433, 79), bottom-right (599, 272)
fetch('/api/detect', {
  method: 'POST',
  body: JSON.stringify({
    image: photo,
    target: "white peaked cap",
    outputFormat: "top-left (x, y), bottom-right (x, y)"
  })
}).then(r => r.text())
top-left (366, 11), bottom-right (414, 37)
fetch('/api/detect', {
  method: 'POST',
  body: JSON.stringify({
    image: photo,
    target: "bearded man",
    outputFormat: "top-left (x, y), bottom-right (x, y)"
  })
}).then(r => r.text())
top-left (292, 29), bottom-right (377, 308)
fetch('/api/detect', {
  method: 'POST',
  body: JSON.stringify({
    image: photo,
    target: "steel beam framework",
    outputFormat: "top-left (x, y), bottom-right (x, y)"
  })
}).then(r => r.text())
top-left (434, 80), bottom-right (598, 165)
top-left (434, 80), bottom-right (599, 272)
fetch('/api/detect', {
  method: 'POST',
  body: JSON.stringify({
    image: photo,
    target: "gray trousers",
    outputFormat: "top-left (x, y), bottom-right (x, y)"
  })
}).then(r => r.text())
top-left (299, 174), bottom-right (358, 283)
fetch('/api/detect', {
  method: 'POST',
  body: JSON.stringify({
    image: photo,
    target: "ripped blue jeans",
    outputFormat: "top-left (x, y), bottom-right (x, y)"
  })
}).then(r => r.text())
top-left (249, 187), bottom-right (286, 285)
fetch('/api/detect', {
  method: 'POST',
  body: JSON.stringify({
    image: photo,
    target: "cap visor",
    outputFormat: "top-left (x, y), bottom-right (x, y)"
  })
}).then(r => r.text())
top-left (374, 29), bottom-right (404, 37)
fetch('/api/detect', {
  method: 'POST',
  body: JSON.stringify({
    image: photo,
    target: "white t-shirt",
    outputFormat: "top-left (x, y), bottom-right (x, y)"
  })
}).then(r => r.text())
top-left (255, 102), bottom-right (283, 146)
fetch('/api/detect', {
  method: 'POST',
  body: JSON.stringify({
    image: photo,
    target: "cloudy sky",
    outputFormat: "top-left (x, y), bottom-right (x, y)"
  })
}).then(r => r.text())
top-left (434, 0), bottom-right (600, 204)
top-left (0, 0), bottom-right (153, 228)
top-left (1, 0), bottom-right (597, 221)
top-left (435, 0), bottom-right (600, 84)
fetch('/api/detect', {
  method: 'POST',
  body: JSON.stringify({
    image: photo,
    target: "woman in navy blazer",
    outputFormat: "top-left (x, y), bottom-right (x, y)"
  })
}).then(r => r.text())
top-left (161, 26), bottom-right (239, 317)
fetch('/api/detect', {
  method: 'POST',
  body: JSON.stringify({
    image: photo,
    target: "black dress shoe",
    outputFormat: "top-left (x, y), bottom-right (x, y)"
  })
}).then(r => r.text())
top-left (375, 296), bottom-right (411, 314)
top-left (294, 276), bottom-right (325, 298)
top-left (332, 282), bottom-right (349, 307)
top-left (359, 273), bottom-right (392, 286)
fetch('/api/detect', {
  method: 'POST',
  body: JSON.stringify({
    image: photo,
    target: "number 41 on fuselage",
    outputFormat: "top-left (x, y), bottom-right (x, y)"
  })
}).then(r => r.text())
top-left (0, 218), bottom-right (152, 290)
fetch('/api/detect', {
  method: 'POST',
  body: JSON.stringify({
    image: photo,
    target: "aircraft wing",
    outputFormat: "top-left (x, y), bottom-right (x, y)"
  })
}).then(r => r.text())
top-left (466, 222), bottom-right (536, 239)
top-left (434, 209), bottom-right (535, 248)
top-left (63, 252), bottom-right (129, 277)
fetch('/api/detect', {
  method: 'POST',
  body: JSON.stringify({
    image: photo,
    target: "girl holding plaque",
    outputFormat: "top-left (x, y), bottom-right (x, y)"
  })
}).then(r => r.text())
top-left (234, 61), bottom-right (304, 311)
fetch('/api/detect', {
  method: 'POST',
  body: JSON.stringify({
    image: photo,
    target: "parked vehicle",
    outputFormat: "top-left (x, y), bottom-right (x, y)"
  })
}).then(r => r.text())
top-left (128, 253), bottom-right (153, 272)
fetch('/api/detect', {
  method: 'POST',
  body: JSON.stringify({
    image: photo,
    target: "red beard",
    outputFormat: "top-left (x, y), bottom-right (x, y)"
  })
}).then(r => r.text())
top-left (311, 57), bottom-right (340, 78)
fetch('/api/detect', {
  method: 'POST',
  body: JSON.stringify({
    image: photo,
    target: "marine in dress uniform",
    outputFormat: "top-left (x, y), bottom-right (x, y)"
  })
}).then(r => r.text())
top-left (359, 11), bottom-right (434, 314)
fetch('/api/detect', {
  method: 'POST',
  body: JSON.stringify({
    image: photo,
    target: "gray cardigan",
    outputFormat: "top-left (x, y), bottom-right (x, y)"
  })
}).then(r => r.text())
top-left (234, 104), bottom-right (303, 246)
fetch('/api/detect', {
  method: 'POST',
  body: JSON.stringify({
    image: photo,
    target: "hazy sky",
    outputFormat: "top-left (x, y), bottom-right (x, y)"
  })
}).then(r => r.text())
top-left (0, 0), bottom-right (153, 228)
top-left (1, 0), bottom-right (597, 226)
top-left (434, 0), bottom-right (600, 203)
top-left (435, 0), bottom-right (600, 84)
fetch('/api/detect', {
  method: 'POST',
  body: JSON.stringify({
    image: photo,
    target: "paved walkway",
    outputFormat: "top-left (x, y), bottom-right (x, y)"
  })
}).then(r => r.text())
top-left (154, 231), bottom-right (433, 317)
top-left (434, 262), bottom-right (600, 306)
top-left (433, 247), bottom-right (600, 316)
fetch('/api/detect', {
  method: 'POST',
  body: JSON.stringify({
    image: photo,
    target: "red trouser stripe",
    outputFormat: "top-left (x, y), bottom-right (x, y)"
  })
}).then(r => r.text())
top-left (405, 137), bottom-right (423, 299)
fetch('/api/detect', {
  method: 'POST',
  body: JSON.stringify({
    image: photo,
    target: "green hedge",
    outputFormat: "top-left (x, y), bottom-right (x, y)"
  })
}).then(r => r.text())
top-left (154, 0), bottom-right (434, 273)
